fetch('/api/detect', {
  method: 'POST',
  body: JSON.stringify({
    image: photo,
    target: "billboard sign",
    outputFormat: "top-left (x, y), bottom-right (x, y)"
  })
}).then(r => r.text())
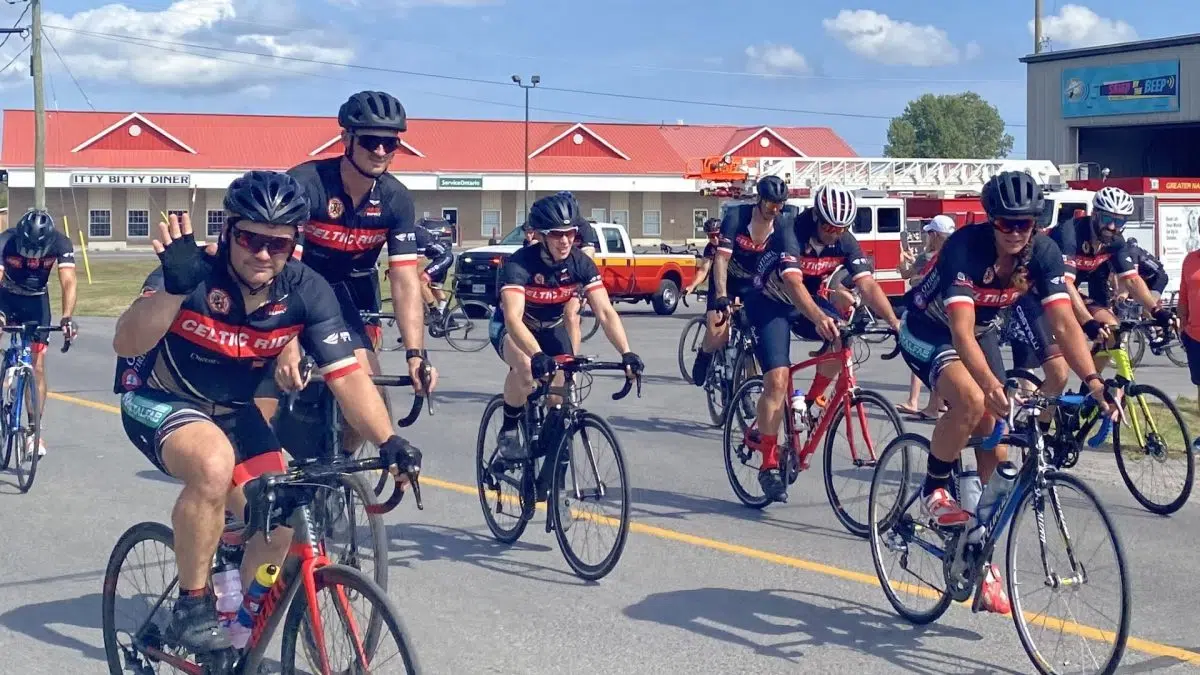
top-left (1061, 60), bottom-right (1179, 118)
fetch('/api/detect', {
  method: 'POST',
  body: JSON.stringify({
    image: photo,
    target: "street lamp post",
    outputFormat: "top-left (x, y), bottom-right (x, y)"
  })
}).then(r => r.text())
top-left (512, 74), bottom-right (540, 218)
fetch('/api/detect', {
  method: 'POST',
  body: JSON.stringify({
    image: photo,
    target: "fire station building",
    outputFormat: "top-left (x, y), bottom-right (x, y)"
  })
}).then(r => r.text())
top-left (0, 109), bottom-right (854, 248)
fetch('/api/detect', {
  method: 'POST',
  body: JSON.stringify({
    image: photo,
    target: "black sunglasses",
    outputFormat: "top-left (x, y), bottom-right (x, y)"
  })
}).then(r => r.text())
top-left (355, 134), bottom-right (402, 154)
top-left (231, 226), bottom-right (294, 256)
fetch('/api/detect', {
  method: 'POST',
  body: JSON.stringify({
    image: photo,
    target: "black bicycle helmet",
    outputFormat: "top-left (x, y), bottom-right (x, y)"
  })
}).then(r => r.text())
top-left (528, 193), bottom-right (578, 233)
top-left (13, 209), bottom-right (56, 256)
top-left (703, 217), bottom-right (721, 234)
top-left (981, 171), bottom-right (1044, 219)
top-left (337, 90), bottom-right (408, 132)
top-left (756, 175), bottom-right (789, 203)
top-left (223, 171), bottom-right (309, 228)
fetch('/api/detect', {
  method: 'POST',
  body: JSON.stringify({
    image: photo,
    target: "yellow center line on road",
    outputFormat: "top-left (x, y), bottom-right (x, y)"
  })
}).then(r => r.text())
top-left (49, 390), bottom-right (1200, 665)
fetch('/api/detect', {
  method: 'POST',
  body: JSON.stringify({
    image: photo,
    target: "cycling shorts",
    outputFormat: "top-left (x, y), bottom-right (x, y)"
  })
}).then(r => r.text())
top-left (0, 289), bottom-right (51, 354)
top-left (120, 387), bottom-right (286, 483)
top-left (743, 293), bottom-right (840, 372)
top-left (899, 314), bottom-right (1005, 391)
top-left (423, 265), bottom-right (450, 285)
top-left (488, 309), bottom-right (572, 360)
top-left (331, 274), bottom-right (383, 352)
top-left (1005, 294), bottom-right (1061, 370)
top-left (1149, 275), bottom-right (1167, 294)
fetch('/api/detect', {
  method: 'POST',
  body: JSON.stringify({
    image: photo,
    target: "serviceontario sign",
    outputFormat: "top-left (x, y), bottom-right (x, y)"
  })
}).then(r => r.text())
top-left (1061, 59), bottom-right (1179, 118)
top-left (70, 172), bottom-right (192, 187)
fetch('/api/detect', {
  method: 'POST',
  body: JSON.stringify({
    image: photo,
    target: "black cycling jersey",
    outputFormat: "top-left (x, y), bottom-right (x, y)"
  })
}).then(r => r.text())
top-left (908, 223), bottom-right (1069, 328)
top-left (701, 242), bottom-right (717, 260)
top-left (414, 225), bottom-right (453, 282)
top-left (574, 218), bottom-right (601, 251)
top-left (1048, 216), bottom-right (1137, 305)
top-left (791, 208), bottom-right (872, 294)
top-left (716, 203), bottom-right (801, 302)
top-left (287, 157), bottom-right (419, 282)
top-left (0, 229), bottom-right (75, 295)
top-left (1128, 245), bottom-right (1167, 290)
top-left (112, 257), bottom-right (360, 410)
top-left (499, 244), bottom-right (602, 327)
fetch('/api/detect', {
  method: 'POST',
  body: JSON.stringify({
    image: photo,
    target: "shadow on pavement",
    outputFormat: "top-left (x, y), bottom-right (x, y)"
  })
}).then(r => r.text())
top-left (629, 487), bottom-right (861, 543)
top-left (624, 587), bottom-right (1022, 674)
top-left (420, 389), bottom-right (497, 407)
top-left (387, 523), bottom-right (592, 587)
top-left (136, 470), bottom-right (180, 485)
top-left (0, 592), bottom-right (107, 662)
top-left (606, 415), bottom-right (721, 441)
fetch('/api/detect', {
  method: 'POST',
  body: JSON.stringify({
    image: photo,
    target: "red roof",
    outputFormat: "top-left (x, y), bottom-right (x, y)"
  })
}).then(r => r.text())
top-left (0, 109), bottom-right (856, 175)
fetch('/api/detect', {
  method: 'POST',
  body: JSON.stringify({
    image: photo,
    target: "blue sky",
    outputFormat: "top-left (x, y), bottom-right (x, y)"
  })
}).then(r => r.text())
top-left (0, 0), bottom-right (1185, 158)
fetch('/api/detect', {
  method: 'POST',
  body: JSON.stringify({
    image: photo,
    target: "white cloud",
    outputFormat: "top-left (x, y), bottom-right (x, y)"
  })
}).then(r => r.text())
top-left (329, 0), bottom-right (499, 7)
top-left (744, 44), bottom-right (810, 76)
top-left (38, 0), bottom-right (354, 93)
top-left (822, 9), bottom-right (965, 67)
top-left (965, 41), bottom-right (981, 60)
top-left (1032, 4), bottom-right (1137, 49)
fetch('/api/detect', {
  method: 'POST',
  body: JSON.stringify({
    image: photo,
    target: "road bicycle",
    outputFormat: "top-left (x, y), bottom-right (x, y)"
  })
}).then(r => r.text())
top-left (723, 323), bottom-right (904, 537)
top-left (375, 292), bottom-right (494, 353)
top-left (0, 321), bottom-right (69, 493)
top-left (1005, 319), bottom-right (1194, 515)
top-left (1110, 295), bottom-right (1187, 368)
top-left (698, 304), bottom-right (759, 426)
top-left (476, 355), bottom-right (640, 580)
top-left (868, 379), bottom-right (1131, 675)
top-left (101, 445), bottom-right (424, 673)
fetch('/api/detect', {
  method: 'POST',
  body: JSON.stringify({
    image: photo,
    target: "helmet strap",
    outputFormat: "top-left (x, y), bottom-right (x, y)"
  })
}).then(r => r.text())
top-left (343, 133), bottom-right (381, 181)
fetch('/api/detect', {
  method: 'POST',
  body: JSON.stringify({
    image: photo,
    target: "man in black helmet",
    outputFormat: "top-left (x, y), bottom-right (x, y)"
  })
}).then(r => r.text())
top-left (112, 171), bottom-right (421, 655)
top-left (0, 208), bottom-right (78, 457)
top-left (264, 90), bottom-right (437, 458)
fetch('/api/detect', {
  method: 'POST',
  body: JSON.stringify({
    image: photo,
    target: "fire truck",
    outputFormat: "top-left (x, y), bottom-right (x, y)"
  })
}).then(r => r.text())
top-left (685, 155), bottom-right (1085, 298)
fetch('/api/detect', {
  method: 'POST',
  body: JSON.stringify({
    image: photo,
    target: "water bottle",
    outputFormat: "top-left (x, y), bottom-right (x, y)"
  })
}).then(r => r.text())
top-left (229, 563), bottom-right (281, 649)
top-left (211, 563), bottom-right (242, 634)
top-left (790, 390), bottom-right (807, 431)
top-left (958, 470), bottom-right (984, 543)
top-left (976, 461), bottom-right (1019, 528)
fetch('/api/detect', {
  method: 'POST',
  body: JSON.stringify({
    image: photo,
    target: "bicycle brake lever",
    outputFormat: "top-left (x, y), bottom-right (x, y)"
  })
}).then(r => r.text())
top-left (419, 361), bottom-right (435, 415)
top-left (635, 373), bottom-right (643, 398)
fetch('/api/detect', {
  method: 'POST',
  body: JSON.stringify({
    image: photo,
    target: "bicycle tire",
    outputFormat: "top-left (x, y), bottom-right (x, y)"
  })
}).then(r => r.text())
top-left (476, 395), bottom-right (532, 543)
top-left (580, 305), bottom-right (601, 343)
top-left (722, 376), bottom-right (772, 509)
top-left (1113, 383), bottom-right (1195, 515)
top-left (550, 412), bottom-right (631, 581)
top-left (719, 345), bottom-right (758, 428)
top-left (315, 472), bottom-right (389, 595)
top-left (868, 433), bottom-right (954, 624)
top-left (280, 563), bottom-right (421, 674)
top-left (703, 345), bottom-right (730, 428)
top-left (0, 401), bottom-right (11, 471)
top-left (102, 521), bottom-right (178, 675)
top-left (13, 373), bottom-right (40, 493)
top-left (677, 314), bottom-right (705, 384)
top-left (1006, 470), bottom-right (1131, 675)
top-left (444, 299), bottom-right (493, 353)
top-left (1124, 328), bottom-right (1146, 368)
top-left (1164, 342), bottom-right (1189, 368)
top-left (822, 388), bottom-right (905, 538)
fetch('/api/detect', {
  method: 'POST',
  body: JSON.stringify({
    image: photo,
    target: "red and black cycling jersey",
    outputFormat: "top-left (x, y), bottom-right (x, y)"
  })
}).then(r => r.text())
top-left (499, 244), bottom-right (602, 325)
top-left (286, 157), bottom-right (418, 282)
top-left (908, 223), bottom-right (1069, 329)
top-left (700, 242), bottom-right (717, 260)
top-left (1128, 244), bottom-right (1167, 290)
top-left (0, 229), bottom-right (75, 296)
top-left (791, 207), bottom-right (872, 294)
top-left (112, 258), bottom-right (360, 410)
top-left (1048, 216), bottom-right (1137, 305)
top-left (414, 225), bottom-right (453, 282)
top-left (716, 203), bottom-right (802, 301)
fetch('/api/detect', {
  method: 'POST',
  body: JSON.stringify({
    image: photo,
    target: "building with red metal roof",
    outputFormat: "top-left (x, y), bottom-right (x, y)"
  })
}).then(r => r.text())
top-left (1, 109), bottom-right (855, 245)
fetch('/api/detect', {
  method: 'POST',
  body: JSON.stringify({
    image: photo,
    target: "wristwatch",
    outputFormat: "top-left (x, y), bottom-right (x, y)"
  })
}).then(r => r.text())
top-left (405, 349), bottom-right (428, 361)
top-left (1083, 373), bottom-right (1103, 387)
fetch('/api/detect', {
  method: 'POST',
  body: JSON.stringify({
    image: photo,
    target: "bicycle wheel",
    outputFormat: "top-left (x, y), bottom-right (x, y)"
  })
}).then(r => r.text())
top-left (12, 373), bottom-right (40, 493)
top-left (1006, 471), bottom-right (1130, 675)
top-left (868, 433), bottom-right (955, 624)
top-left (280, 563), bottom-right (420, 674)
top-left (677, 314), bottom-right (706, 383)
top-left (443, 299), bottom-right (493, 352)
top-left (1113, 383), bottom-right (1194, 514)
top-left (580, 304), bottom-right (601, 343)
top-left (1122, 328), bottom-right (1146, 368)
top-left (722, 376), bottom-right (772, 508)
top-left (550, 412), bottom-right (631, 581)
top-left (313, 472), bottom-right (389, 595)
top-left (822, 388), bottom-right (905, 538)
top-left (476, 395), bottom-right (533, 543)
top-left (102, 522), bottom-right (182, 675)
top-left (0, 400), bottom-right (12, 471)
top-left (704, 346), bottom-right (731, 427)
top-left (1164, 341), bottom-right (1189, 368)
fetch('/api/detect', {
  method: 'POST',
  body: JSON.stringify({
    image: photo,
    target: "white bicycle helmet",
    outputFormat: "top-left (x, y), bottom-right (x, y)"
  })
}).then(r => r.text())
top-left (1093, 186), bottom-right (1135, 217)
top-left (813, 184), bottom-right (858, 228)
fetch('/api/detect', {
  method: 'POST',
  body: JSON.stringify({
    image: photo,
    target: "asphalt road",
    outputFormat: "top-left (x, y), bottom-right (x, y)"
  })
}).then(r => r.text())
top-left (2, 306), bottom-right (1199, 674)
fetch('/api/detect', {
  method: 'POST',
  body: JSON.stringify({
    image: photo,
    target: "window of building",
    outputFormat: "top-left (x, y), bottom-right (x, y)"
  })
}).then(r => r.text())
top-left (127, 210), bottom-right (150, 238)
top-left (590, 208), bottom-right (606, 222)
top-left (481, 209), bottom-right (501, 238)
top-left (693, 209), bottom-right (709, 236)
top-left (207, 210), bottom-right (225, 237)
top-left (168, 209), bottom-right (188, 223)
top-left (611, 210), bottom-right (629, 227)
top-left (642, 210), bottom-right (662, 237)
top-left (88, 210), bottom-right (112, 238)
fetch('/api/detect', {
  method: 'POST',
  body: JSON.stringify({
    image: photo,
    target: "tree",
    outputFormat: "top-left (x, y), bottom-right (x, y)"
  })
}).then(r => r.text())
top-left (883, 92), bottom-right (1014, 159)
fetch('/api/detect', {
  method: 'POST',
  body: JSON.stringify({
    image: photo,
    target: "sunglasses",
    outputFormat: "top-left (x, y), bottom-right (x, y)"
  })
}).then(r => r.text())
top-left (818, 220), bottom-right (848, 234)
top-left (992, 217), bottom-right (1037, 234)
top-left (231, 226), bottom-right (295, 256)
top-left (355, 134), bottom-right (402, 154)
top-left (1097, 212), bottom-right (1127, 230)
top-left (543, 228), bottom-right (578, 239)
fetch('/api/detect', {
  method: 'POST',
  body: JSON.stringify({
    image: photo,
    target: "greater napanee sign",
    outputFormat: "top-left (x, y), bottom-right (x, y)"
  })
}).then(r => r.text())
top-left (70, 173), bottom-right (191, 187)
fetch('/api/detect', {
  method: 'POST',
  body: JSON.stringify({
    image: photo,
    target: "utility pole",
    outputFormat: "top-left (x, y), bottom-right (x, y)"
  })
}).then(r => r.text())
top-left (1033, 0), bottom-right (1045, 54)
top-left (31, 0), bottom-right (45, 209)
top-left (512, 74), bottom-right (540, 217)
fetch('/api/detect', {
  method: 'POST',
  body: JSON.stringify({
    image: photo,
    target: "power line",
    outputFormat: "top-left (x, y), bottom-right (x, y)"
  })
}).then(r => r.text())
top-left (0, 41), bottom-right (29, 76)
top-left (0, 3), bottom-right (29, 52)
top-left (41, 28), bottom-right (94, 110)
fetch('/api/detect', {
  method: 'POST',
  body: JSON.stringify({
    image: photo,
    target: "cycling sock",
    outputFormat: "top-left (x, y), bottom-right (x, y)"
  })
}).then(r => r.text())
top-left (180, 587), bottom-right (208, 599)
top-left (805, 373), bottom-right (833, 403)
top-left (757, 434), bottom-right (779, 471)
top-left (922, 456), bottom-right (955, 497)
top-left (500, 403), bottom-right (522, 432)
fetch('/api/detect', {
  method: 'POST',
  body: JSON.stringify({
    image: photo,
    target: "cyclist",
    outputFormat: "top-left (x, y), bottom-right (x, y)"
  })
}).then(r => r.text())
top-left (899, 171), bottom-right (1112, 614)
top-left (260, 90), bottom-right (437, 454)
top-left (490, 193), bottom-right (643, 460)
top-left (682, 218), bottom-right (723, 385)
top-left (790, 184), bottom-right (901, 408)
top-left (0, 208), bottom-right (78, 457)
top-left (111, 171), bottom-right (419, 654)
top-left (693, 176), bottom-right (798, 386)
top-left (1118, 237), bottom-right (1168, 306)
top-left (554, 191), bottom-right (601, 352)
top-left (521, 220), bottom-right (538, 247)
top-left (415, 217), bottom-right (454, 322)
top-left (683, 217), bottom-right (719, 299)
